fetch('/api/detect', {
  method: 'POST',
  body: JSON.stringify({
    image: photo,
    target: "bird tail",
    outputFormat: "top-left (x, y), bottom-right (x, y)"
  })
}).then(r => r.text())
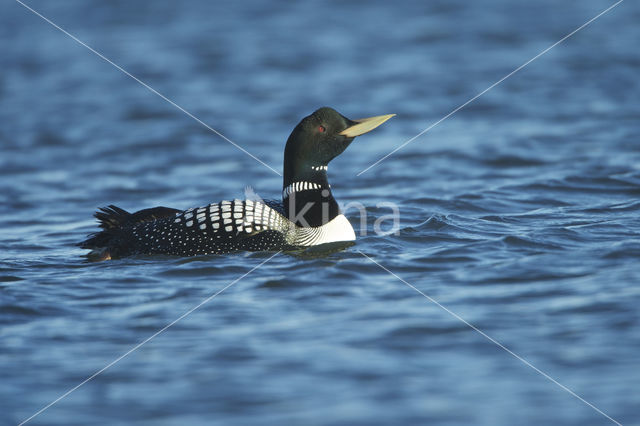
top-left (78, 205), bottom-right (182, 260)
top-left (78, 205), bottom-right (132, 253)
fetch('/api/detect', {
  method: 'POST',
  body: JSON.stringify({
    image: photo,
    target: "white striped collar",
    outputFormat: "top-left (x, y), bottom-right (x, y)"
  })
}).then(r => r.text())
top-left (311, 165), bottom-right (328, 171)
top-left (282, 181), bottom-right (322, 198)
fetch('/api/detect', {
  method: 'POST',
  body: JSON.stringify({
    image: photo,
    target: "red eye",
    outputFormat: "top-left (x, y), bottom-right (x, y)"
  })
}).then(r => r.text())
top-left (318, 125), bottom-right (326, 133)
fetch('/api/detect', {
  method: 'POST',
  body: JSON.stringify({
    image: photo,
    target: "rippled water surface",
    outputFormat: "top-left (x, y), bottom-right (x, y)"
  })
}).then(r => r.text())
top-left (2, 0), bottom-right (639, 425)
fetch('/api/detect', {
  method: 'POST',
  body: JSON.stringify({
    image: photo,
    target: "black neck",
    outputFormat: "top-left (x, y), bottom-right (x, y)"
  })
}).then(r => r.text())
top-left (282, 168), bottom-right (339, 227)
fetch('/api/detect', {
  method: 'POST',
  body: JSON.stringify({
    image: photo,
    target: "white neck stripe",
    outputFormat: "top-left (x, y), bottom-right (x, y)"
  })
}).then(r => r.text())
top-left (311, 165), bottom-right (328, 171)
top-left (283, 181), bottom-right (322, 198)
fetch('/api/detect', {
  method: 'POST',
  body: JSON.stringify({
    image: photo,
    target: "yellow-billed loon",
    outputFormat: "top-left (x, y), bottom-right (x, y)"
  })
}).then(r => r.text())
top-left (79, 107), bottom-right (394, 259)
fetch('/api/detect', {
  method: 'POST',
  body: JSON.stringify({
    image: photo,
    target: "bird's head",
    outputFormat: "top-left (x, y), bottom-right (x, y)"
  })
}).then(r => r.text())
top-left (283, 107), bottom-right (394, 181)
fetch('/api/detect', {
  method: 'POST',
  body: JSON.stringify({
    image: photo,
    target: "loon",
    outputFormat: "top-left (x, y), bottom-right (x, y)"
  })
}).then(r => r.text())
top-left (79, 107), bottom-right (394, 260)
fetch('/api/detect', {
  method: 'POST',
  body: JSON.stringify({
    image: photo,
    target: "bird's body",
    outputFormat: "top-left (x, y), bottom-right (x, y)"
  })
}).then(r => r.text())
top-left (79, 107), bottom-right (393, 259)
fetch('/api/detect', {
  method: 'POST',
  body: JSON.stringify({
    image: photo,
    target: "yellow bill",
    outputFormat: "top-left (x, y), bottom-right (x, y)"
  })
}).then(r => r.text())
top-left (339, 114), bottom-right (396, 137)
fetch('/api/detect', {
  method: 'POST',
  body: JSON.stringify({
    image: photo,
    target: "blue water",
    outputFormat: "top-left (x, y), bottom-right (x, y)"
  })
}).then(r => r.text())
top-left (2, 0), bottom-right (639, 424)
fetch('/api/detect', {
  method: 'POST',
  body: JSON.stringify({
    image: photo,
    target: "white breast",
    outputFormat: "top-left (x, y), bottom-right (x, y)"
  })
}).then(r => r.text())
top-left (292, 214), bottom-right (355, 246)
